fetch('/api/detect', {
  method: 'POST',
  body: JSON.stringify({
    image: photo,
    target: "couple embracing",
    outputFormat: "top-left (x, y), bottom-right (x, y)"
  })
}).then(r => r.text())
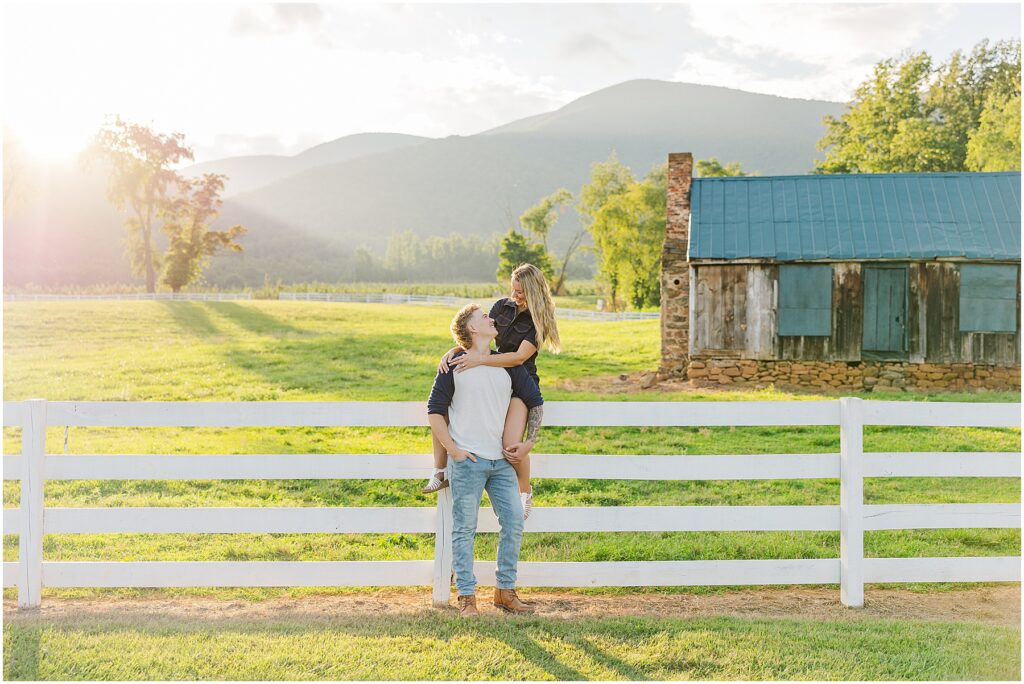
top-left (425, 264), bottom-right (561, 616)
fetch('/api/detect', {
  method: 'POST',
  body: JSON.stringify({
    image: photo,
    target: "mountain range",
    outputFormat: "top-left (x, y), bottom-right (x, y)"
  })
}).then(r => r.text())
top-left (4, 79), bottom-right (845, 287)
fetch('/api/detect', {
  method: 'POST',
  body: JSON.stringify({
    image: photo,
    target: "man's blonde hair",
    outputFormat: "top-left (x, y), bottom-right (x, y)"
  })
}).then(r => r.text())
top-left (450, 303), bottom-right (480, 350)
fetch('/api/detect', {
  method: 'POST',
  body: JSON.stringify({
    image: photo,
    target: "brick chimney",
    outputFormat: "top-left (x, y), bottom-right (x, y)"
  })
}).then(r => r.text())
top-left (660, 152), bottom-right (693, 377)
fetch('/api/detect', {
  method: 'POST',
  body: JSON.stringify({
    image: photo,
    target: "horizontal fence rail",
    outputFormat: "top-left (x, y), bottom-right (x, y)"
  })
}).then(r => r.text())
top-left (2, 399), bottom-right (1019, 609)
top-left (3, 503), bottom-right (1018, 536)
top-left (278, 292), bottom-right (660, 321)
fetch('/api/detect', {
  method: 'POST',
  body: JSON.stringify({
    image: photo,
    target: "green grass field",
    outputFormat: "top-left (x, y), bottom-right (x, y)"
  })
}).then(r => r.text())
top-left (5, 610), bottom-right (1019, 680)
top-left (2, 300), bottom-right (1019, 583)
top-left (3, 300), bottom-right (1020, 680)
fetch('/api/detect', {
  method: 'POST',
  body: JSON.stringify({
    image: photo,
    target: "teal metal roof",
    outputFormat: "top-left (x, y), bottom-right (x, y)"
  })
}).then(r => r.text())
top-left (689, 171), bottom-right (1021, 261)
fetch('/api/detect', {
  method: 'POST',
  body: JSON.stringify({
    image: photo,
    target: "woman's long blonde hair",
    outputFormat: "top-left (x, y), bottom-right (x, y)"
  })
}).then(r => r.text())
top-left (512, 263), bottom-right (561, 354)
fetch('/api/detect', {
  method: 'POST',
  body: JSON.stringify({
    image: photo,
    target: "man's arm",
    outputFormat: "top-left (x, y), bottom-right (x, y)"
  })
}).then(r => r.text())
top-left (426, 364), bottom-right (456, 416)
top-left (428, 414), bottom-right (475, 462)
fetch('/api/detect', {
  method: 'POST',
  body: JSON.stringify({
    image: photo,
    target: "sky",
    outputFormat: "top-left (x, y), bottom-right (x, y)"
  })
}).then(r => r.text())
top-left (2, 2), bottom-right (1020, 164)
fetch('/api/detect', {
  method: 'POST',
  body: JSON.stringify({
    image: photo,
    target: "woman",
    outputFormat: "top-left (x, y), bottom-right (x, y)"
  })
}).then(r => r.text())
top-left (423, 263), bottom-right (560, 520)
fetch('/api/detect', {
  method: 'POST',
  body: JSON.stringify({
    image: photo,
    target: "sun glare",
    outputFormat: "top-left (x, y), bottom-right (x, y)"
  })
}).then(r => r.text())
top-left (5, 120), bottom-right (95, 164)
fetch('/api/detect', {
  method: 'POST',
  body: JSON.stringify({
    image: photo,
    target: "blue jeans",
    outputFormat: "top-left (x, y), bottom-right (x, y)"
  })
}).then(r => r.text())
top-left (449, 456), bottom-right (524, 596)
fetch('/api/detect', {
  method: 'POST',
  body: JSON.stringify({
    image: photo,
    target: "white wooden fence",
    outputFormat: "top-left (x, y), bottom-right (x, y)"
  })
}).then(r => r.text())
top-left (279, 292), bottom-right (660, 321)
top-left (4, 292), bottom-right (658, 320)
top-left (2, 399), bottom-right (1020, 609)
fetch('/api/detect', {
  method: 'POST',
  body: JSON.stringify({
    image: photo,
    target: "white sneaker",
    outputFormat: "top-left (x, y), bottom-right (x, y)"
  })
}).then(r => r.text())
top-left (520, 491), bottom-right (533, 520)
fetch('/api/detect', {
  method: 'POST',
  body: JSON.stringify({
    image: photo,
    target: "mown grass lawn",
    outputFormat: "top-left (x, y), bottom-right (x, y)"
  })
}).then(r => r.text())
top-left (2, 301), bottom-right (1020, 600)
top-left (4, 611), bottom-right (1020, 681)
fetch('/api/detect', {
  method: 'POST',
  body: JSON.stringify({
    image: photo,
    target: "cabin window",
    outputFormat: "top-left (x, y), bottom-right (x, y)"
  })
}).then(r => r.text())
top-left (959, 264), bottom-right (1018, 333)
top-left (778, 264), bottom-right (832, 336)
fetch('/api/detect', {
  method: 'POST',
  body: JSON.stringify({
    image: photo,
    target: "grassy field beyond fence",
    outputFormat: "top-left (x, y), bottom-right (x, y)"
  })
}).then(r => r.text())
top-left (2, 300), bottom-right (1018, 599)
top-left (3, 300), bottom-right (1019, 681)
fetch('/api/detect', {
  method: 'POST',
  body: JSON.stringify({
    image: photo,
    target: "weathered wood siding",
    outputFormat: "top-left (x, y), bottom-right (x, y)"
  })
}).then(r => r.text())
top-left (689, 261), bottom-right (1021, 365)
top-left (918, 263), bottom-right (1021, 365)
top-left (691, 266), bottom-right (748, 358)
top-left (778, 263), bottom-right (862, 362)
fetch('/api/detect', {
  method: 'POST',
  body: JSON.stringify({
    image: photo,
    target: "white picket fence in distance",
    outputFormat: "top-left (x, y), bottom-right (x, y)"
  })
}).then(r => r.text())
top-left (3, 291), bottom-right (660, 321)
top-left (2, 399), bottom-right (1020, 609)
top-left (278, 292), bottom-right (660, 321)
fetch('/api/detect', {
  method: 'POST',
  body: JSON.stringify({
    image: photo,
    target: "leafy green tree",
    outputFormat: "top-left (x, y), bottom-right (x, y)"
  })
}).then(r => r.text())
top-left (966, 88), bottom-right (1022, 171)
top-left (696, 158), bottom-right (749, 177)
top-left (589, 164), bottom-right (666, 309)
top-left (816, 52), bottom-right (938, 173)
top-left (87, 117), bottom-right (194, 292)
top-left (381, 231), bottom-right (501, 282)
top-left (577, 153), bottom-right (635, 309)
top-left (384, 229), bottom-right (420, 273)
top-left (519, 188), bottom-right (572, 250)
top-left (160, 174), bottom-right (246, 292)
top-left (518, 188), bottom-right (580, 294)
top-left (816, 40), bottom-right (1020, 174)
top-left (496, 229), bottom-right (551, 282)
top-left (929, 40), bottom-right (1021, 169)
top-left (351, 247), bottom-right (378, 281)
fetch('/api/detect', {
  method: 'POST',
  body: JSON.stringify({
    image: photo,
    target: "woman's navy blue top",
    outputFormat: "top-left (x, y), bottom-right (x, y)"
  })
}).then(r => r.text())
top-left (489, 298), bottom-right (540, 385)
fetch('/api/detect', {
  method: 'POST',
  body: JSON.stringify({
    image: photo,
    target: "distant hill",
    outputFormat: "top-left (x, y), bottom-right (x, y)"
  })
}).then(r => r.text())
top-left (219, 80), bottom-right (843, 255)
top-left (4, 80), bottom-right (845, 288)
top-left (180, 132), bottom-right (431, 196)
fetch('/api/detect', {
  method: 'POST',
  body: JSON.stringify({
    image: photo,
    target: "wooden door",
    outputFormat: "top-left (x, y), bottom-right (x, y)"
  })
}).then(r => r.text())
top-left (863, 266), bottom-right (906, 353)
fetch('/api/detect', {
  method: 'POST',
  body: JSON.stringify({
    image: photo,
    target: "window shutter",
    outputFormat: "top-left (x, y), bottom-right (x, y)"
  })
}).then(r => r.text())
top-left (778, 265), bottom-right (832, 336)
top-left (959, 265), bottom-right (1018, 333)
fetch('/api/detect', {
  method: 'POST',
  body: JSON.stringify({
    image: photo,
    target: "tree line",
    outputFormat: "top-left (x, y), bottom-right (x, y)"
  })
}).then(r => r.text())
top-left (355, 231), bottom-right (504, 282)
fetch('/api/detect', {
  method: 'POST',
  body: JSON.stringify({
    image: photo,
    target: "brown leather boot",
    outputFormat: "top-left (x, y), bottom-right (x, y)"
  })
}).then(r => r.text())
top-left (457, 594), bottom-right (479, 617)
top-left (493, 588), bottom-right (535, 614)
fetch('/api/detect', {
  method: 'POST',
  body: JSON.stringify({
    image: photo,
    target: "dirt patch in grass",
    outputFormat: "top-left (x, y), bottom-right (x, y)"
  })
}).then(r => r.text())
top-left (5, 585), bottom-right (1019, 626)
top-left (563, 373), bottom-right (796, 395)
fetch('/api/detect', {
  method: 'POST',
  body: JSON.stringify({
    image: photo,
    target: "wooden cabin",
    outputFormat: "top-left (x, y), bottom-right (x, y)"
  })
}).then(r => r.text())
top-left (660, 153), bottom-right (1021, 391)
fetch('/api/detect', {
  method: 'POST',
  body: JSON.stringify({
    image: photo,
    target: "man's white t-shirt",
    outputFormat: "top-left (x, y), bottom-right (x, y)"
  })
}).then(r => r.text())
top-left (426, 350), bottom-right (544, 460)
top-left (448, 366), bottom-right (513, 460)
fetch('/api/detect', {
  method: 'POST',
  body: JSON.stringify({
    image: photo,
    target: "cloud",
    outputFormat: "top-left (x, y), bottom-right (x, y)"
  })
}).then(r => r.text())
top-left (273, 3), bottom-right (324, 31)
top-left (673, 53), bottom-right (859, 102)
top-left (449, 29), bottom-right (481, 50)
top-left (688, 3), bottom-right (955, 66)
top-left (560, 33), bottom-right (630, 65)
top-left (231, 3), bottom-right (323, 37)
top-left (676, 4), bottom-right (959, 102)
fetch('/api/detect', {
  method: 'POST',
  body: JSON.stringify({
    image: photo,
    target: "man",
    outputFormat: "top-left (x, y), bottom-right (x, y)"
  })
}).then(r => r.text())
top-left (427, 303), bottom-right (544, 617)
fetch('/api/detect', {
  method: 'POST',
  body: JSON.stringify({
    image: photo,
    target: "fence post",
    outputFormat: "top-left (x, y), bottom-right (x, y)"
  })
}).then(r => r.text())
top-left (839, 396), bottom-right (864, 608)
top-left (18, 399), bottom-right (46, 609)
top-left (432, 486), bottom-right (454, 607)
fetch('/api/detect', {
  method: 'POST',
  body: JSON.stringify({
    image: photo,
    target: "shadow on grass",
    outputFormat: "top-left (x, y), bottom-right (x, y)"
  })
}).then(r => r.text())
top-left (3, 624), bottom-right (40, 680)
top-left (157, 302), bottom-right (221, 337)
top-left (218, 332), bottom-right (452, 400)
top-left (205, 301), bottom-right (305, 336)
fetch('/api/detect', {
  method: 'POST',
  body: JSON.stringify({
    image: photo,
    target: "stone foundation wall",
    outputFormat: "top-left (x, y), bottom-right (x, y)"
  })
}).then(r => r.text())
top-left (686, 358), bottom-right (1021, 391)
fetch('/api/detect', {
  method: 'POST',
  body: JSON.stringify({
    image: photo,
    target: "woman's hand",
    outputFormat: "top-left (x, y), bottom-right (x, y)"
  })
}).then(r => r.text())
top-left (502, 440), bottom-right (534, 464)
top-left (437, 347), bottom-right (464, 374)
top-left (451, 353), bottom-right (484, 374)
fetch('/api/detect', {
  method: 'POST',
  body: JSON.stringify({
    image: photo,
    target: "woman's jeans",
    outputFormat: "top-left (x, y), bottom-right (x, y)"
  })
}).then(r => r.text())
top-left (449, 456), bottom-right (524, 596)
